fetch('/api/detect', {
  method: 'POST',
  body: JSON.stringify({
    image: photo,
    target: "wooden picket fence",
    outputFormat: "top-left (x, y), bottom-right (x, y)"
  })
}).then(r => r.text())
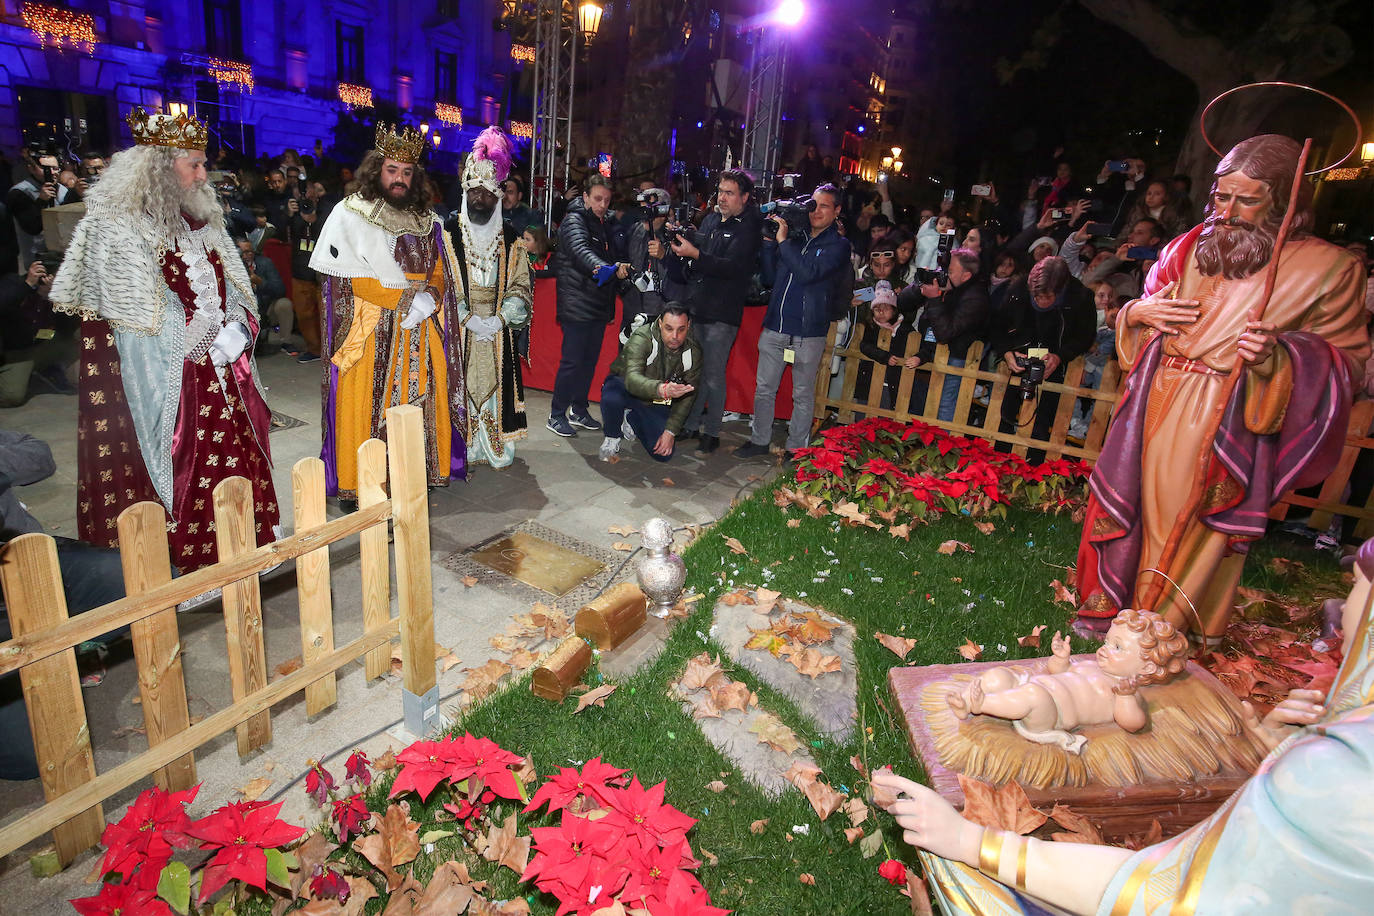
top-left (0, 404), bottom-right (436, 866)
top-left (813, 323), bottom-right (1123, 461)
top-left (814, 323), bottom-right (1374, 533)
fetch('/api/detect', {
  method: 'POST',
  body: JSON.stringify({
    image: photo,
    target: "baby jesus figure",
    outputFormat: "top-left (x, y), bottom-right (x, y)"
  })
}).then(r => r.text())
top-left (945, 608), bottom-right (1190, 753)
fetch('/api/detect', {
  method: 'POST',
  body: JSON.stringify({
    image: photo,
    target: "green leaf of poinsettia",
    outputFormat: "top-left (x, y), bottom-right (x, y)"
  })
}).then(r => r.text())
top-left (265, 847), bottom-right (291, 890)
top-left (156, 860), bottom-right (191, 915)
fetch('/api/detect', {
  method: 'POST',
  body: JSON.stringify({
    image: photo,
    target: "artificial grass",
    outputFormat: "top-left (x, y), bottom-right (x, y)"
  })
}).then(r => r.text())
top-left (345, 475), bottom-right (1341, 915)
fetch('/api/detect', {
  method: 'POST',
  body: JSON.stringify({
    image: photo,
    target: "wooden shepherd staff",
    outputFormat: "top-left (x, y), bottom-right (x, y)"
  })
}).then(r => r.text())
top-left (1137, 137), bottom-right (1314, 616)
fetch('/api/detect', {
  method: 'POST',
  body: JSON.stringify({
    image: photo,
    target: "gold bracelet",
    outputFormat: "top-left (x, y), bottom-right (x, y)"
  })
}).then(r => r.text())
top-left (978, 828), bottom-right (1005, 877)
top-left (1016, 837), bottom-right (1028, 887)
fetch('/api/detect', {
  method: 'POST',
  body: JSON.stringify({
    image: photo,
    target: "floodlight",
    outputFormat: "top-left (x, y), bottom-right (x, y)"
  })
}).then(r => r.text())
top-left (775, 0), bottom-right (805, 27)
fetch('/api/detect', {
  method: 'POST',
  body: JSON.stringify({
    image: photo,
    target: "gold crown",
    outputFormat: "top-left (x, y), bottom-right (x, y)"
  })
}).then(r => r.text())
top-left (126, 107), bottom-right (208, 150)
top-left (375, 122), bottom-right (425, 165)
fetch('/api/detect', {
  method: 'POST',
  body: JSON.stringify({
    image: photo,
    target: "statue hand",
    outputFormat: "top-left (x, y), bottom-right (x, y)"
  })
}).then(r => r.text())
top-left (1051, 631), bottom-right (1070, 658)
top-left (872, 769), bottom-right (982, 865)
top-left (1261, 688), bottom-right (1325, 729)
top-left (1237, 320), bottom-right (1278, 367)
top-left (1111, 676), bottom-right (1139, 697)
top-left (1125, 282), bottom-right (1200, 335)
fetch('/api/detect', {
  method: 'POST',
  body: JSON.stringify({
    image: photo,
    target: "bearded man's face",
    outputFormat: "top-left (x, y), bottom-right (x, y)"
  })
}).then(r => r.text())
top-left (174, 151), bottom-right (208, 190)
top-left (1195, 172), bottom-right (1278, 280)
top-left (381, 159), bottom-right (414, 202)
top-left (466, 186), bottom-right (498, 222)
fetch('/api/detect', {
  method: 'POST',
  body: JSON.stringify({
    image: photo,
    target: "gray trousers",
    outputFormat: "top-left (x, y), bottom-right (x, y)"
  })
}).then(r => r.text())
top-left (685, 320), bottom-right (739, 437)
top-left (750, 328), bottom-right (826, 451)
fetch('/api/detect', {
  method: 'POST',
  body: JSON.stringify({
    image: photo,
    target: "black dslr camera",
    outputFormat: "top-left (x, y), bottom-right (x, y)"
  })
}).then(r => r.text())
top-left (659, 203), bottom-right (697, 247)
top-left (1019, 355), bottom-right (1046, 401)
top-left (913, 267), bottom-right (947, 288)
top-left (761, 196), bottom-right (816, 239)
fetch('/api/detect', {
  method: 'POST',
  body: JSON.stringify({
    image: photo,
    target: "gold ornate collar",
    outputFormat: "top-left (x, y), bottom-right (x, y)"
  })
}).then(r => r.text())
top-left (343, 193), bottom-right (436, 238)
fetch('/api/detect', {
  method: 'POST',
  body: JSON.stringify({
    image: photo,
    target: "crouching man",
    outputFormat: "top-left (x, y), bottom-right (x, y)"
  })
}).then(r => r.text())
top-left (598, 304), bottom-right (701, 463)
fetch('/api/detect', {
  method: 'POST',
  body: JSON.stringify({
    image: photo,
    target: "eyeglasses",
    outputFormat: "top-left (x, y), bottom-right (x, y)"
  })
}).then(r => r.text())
top-left (870, 250), bottom-right (896, 260)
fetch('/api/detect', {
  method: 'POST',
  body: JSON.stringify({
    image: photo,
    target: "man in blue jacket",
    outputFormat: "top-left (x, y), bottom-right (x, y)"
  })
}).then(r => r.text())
top-left (735, 183), bottom-right (851, 460)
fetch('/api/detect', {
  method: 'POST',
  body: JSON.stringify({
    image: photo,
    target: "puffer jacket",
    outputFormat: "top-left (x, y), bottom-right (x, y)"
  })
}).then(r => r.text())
top-left (554, 197), bottom-right (620, 324)
top-left (608, 320), bottom-right (703, 436)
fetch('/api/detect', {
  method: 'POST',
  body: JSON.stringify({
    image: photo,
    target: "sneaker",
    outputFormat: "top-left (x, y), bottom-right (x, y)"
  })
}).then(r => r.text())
top-left (733, 441), bottom-right (771, 459)
top-left (621, 416), bottom-right (637, 442)
top-left (721, 411), bottom-right (747, 423)
top-left (547, 414), bottom-right (577, 438)
top-left (280, 342), bottom-right (301, 356)
top-left (696, 434), bottom-right (719, 455)
top-left (568, 409), bottom-right (602, 431)
top-left (598, 437), bottom-right (621, 462)
top-left (297, 352), bottom-right (320, 363)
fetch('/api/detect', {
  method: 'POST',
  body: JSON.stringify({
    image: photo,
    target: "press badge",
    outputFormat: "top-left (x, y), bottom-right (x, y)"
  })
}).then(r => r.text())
top-left (783, 347), bottom-right (796, 364)
top-left (299, 239), bottom-right (315, 253)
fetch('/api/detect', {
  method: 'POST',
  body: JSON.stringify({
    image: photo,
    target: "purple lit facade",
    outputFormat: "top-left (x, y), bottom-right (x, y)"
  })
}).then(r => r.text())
top-left (0, 0), bottom-right (515, 161)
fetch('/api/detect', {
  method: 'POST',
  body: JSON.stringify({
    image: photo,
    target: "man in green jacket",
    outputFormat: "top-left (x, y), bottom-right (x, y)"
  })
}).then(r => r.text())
top-left (598, 304), bottom-right (702, 462)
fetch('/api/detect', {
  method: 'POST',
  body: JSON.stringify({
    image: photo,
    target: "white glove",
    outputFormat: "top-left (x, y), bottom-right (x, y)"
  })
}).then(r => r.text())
top-left (468, 314), bottom-right (502, 342)
top-left (400, 290), bottom-right (437, 330)
top-left (209, 322), bottom-right (251, 368)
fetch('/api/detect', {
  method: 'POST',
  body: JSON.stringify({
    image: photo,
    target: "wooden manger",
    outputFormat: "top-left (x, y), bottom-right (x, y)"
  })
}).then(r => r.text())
top-left (0, 405), bottom-right (437, 867)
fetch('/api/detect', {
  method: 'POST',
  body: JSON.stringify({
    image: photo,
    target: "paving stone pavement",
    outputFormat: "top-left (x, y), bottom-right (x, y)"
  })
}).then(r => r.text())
top-left (712, 594), bottom-right (859, 743)
top-left (0, 347), bottom-right (776, 912)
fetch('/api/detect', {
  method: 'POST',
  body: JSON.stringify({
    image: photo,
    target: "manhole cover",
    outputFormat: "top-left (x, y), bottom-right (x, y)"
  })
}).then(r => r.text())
top-left (468, 530), bottom-right (607, 598)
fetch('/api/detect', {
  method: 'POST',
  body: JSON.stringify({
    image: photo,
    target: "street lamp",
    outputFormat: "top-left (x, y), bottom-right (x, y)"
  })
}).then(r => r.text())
top-left (881, 155), bottom-right (893, 168)
top-left (419, 122), bottom-right (430, 136)
top-left (891, 146), bottom-right (902, 159)
top-left (893, 159), bottom-right (903, 172)
top-left (577, 2), bottom-right (603, 44)
top-left (1362, 141), bottom-right (1374, 164)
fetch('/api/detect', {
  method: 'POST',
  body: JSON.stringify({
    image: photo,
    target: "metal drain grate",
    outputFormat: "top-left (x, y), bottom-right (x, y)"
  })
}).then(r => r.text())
top-left (443, 521), bottom-right (633, 610)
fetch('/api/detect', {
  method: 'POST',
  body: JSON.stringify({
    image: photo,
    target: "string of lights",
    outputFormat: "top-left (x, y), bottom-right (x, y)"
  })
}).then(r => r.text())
top-left (22, 2), bottom-right (97, 53)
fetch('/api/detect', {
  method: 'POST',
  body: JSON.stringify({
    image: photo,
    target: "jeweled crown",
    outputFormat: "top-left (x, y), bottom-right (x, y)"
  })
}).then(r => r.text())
top-left (126, 107), bottom-right (208, 150)
top-left (374, 122), bottom-right (425, 165)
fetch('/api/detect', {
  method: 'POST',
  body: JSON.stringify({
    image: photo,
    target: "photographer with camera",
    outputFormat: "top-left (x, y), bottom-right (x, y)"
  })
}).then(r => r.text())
top-left (597, 304), bottom-right (701, 464)
top-left (897, 247), bottom-right (989, 421)
top-left (283, 179), bottom-right (333, 363)
top-left (990, 255), bottom-right (1096, 456)
top-left (620, 187), bottom-right (673, 337)
top-left (650, 169), bottom-right (762, 454)
top-left (0, 259), bottom-right (77, 404)
top-left (8, 149), bottom-right (72, 268)
top-left (735, 183), bottom-right (851, 461)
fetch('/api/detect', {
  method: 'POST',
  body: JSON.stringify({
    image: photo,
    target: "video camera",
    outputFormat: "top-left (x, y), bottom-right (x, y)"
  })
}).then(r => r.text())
top-left (1019, 355), bottom-right (1046, 401)
top-left (913, 267), bottom-right (947, 287)
top-left (760, 196), bottom-right (816, 238)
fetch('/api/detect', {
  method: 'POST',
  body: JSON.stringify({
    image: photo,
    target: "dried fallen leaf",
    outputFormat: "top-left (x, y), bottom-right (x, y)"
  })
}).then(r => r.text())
top-left (722, 535), bottom-right (748, 555)
top-left (611, 541), bottom-right (635, 552)
top-left (875, 631), bottom-right (918, 660)
top-left (958, 775), bottom-right (1047, 835)
top-left (608, 524), bottom-right (638, 536)
top-left (859, 829), bottom-right (883, 859)
top-left (681, 653), bottom-right (727, 690)
top-left (699, 846), bottom-right (719, 867)
top-left (489, 635), bottom-right (519, 653)
top-left (787, 518), bottom-right (802, 528)
top-left (749, 818), bottom-right (770, 835)
top-left (744, 627), bottom-right (789, 658)
top-left (1047, 804), bottom-right (1105, 845)
top-left (705, 780), bottom-right (728, 794)
top-left (275, 656), bottom-right (303, 677)
top-left (413, 860), bottom-right (477, 915)
top-left (799, 873), bottom-right (816, 886)
top-left (786, 647), bottom-right (843, 679)
top-left (709, 680), bottom-right (753, 714)
top-left (508, 648), bottom-right (539, 670)
top-left (843, 796), bottom-right (870, 828)
top-left (439, 651), bottom-right (463, 673)
top-left (804, 780), bottom-right (846, 821)
top-left (750, 712), bottom-right (803, 754)
top-left (937, 539), bottom-right (973, 555)
top-left (888, 523), bottom-right (911, 540)
top-left (461, 658), bottom-right (513, 701)
top-left (479, 813), bottom-right (531, 876)
top-left (1017, 624), bottom-right (1048, 648)
top-left (957, 639), bottom-right (984, 661)
top-left (792, 611), bottom-right (840, 645)
top-left (754, 587), bottom-right (782, 614)
top-left (718, 589), bottom-right (757, 607)
top-left (355, 802), bottom-right (421, 891)
top-left (661, 477), bottom-right (676, 487)
top-left (1049, 579), bottom-right (1078, 605)
top-left (574, 684), bottom-right (618, 713)
top-left (782, 761), bottom-right (822, 791)
top-left (844, 826), bottom-right (863, 844)
top-left (374, 747), bottom-right (399, 771)
top-left (849, 754), bottom-right (868, 779)
top-left (530, 603), bottom-right (572, 640)
top-left (237, 776), bottom-right (273, 801)
top-left (290, 832), bottom-right (339, 900)
top-left (973, 520), bottom-right (996, 535)
top-left (297, 876), bottom-right (378, 916)
top-left (461, 575), bottom-right (479, 587)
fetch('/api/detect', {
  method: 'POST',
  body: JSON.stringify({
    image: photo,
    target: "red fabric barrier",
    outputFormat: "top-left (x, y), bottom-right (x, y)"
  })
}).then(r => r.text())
top-left (524, 277), bottom-right (794, 419)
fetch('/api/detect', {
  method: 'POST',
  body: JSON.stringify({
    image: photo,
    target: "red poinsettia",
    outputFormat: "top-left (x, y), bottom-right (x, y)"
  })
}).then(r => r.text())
top-left (332, 793), bottom-right (369, 842)
top-left (863, 457), bottom-right (900, 477)
top-left (644, 869), bottom-right (733, 915)
top-left (97, 784), bottom-right (199, 883)
top-left (344, 749), bottom-right (372, 787)
top-left (305, 762), bottom-right (336, 806)
top-left (601, 777), bottom-right (696, 849)
top-left (620, 837), bottom-right (701, 906)
top-left (71, 881), bottom-right (174, 916)
top-left (389, 733), bottom-right (524, 802)
top-left (524, 756), bottom-right (627, 815)
top-left (452, 732), bottom-right (526, 800)
top-left (521, 809), bottom-right (623, 891)
top-left (807, 448), bottom-right (848, 477)
top-left (878, 858), bottom-right (907, 886)
top-left (309, 865), bottom-right (352, 903)
top-left (185, 800), bottom-right (306, 903)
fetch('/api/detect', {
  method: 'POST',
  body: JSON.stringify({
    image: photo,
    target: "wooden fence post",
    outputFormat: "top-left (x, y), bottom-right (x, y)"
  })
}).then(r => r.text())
top-left (213, 477), bottom-right (271, 756)
top-left (357, 438), bottom-right (392, 682)
top-left (386, 405), bottom-right (438, 735)
top-left (292, 458), bottom-right (337, 715)
top-left (0, 535), bottom-right (104, 866)
top-left (117, 503), bottom-right (196, 792)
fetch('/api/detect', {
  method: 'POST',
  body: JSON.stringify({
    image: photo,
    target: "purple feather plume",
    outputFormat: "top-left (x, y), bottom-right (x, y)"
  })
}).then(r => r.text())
top-left (472, 127), bottom-right (513, 183)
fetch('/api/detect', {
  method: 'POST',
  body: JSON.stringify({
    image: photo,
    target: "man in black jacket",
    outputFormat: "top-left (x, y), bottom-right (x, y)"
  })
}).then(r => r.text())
top-left (549, 175), bottom-right (629, 437)
top-left (897, 247), bottom-right (989, 421)
top-left (655, 169), bottom-right (762, 453)
top-left (991, 255), bottom-right (1096, 454)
